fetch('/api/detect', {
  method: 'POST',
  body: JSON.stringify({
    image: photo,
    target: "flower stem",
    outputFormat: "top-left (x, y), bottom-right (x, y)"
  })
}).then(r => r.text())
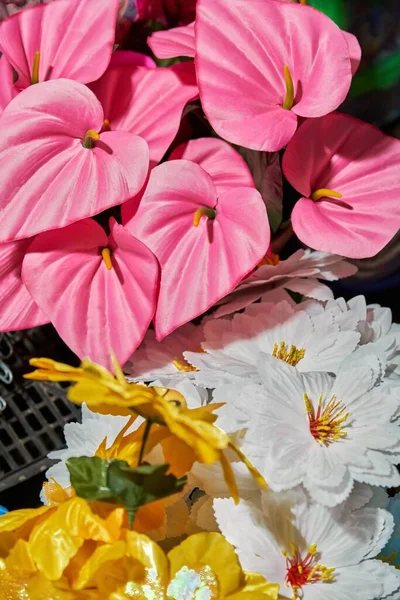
top-left (138, 420), bottom-right (152, 465)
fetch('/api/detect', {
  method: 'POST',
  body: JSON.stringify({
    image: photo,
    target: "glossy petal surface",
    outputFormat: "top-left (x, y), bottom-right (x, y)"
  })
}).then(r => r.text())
top-left (22, 219), bottom-right (159, 369)
top-left (0, 79), bottom-right (149, 243)
top-left (169, 138), bottom-right (254, 195)
top-left (126, 160), bottom-right (270, 339)
top-left (196, 0), bottom-right (352, 151)
top-left (148, 22), bottom-right (195, 59)
top-left (0, 0), bottom-right (120, 88)
top-left (283, 113), bottom-right (400, 258)
top-left (91, 53), bottom-right (197, 165)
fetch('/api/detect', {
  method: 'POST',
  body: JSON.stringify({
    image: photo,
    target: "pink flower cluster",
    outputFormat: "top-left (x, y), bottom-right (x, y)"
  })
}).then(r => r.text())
top-left (0, 0), bottom-right (399, 369)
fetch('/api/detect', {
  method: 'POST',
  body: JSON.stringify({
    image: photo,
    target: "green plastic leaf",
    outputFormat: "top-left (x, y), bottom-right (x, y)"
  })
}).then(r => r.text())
top-left (67, 457), bottom-right (187, 527)
top-left (67, 456), bottom-right (111, 501)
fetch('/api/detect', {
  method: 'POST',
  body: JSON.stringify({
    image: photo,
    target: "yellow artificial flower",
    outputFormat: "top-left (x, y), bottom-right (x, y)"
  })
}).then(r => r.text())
top-left (26, 357), bottom-right (267, 503)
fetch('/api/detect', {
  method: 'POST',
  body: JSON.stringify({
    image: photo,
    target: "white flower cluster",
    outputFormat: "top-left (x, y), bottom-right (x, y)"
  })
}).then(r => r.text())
top-left (47, 252), bottom-right (400, 599)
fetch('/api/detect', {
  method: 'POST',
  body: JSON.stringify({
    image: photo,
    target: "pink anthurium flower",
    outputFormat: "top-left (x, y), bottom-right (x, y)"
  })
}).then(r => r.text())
top-left (282, 113), bottom-right (400, 259)
top-left (0, 238), bottom-right (49, 331)
top-left (125, 159), bottom-right (270, 339)
top-left (0, 0), bottom-right (120, 90)
top-left (121, 136), bottom-right (255, 224)
top-left (195, 0), bottom-right (357, 151)
top-left (22, 218), bottom-right (159, 370)
top-left (148, 21), bottom-right (195, 59)
top-left (168, 137), bottom-right (255, 194)
top-left (0, 78), bottom-right (149, 243)
top-left (90, 51), bottom-right (198, 167)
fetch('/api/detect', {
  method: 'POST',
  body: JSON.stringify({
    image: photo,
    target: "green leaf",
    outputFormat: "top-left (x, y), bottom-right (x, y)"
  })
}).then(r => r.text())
top-left (67, 457), bottom-right (187, 528)
top-left (67, 456), bottom-right (112, 501)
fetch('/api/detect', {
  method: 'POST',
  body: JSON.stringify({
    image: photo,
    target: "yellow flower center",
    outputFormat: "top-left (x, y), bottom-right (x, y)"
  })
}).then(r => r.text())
top-left (272, 342), bottom-right (305, 367)
top-left (304, 393), bottom-right (349, 446)
top-left (283, 543), bottom-right (335, 600)
top-left (173, 358), bottom-right (198, 373)
top-left (167, 565), bottom-right (219, 599)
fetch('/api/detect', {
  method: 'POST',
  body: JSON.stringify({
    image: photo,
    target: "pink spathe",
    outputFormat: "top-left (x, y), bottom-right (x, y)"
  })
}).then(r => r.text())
top-left (22, 219), bottom-right (159, 370)
top-left (0, 79), bottom-right (149, 243)
top-left (168, 138), bottom-right (254, 195)
top-left (125, 159), bottom-right (270, 339)
top-left (90, 51), bottom-right (198, 166)
top-left (283, 113), bottom-right (400, 259)
top-left (195, 0), bottom-right (356, 151)
top-left (0, 0), bottom-right (120, 89)
top-left (0, 238), bottom-right (48, 331)
top-left (148, 21), bottom-right (195, 59)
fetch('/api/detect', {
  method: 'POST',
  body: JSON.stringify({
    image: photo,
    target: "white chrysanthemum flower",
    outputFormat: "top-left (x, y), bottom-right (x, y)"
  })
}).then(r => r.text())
top-left (224, 349), bottom-right (400, 506)
top-left (322, 296), bottom-right (400, 379)
top-left (185, 300), bottom-right (359, 391)
top-left (44, 405), bottom-right (135, 491)
top-left (124, 323), bottom-right (205, 382)
top-left (214, 249), bottom-right (357, 318)
top-left (214, 490), bottom-right (400, 600)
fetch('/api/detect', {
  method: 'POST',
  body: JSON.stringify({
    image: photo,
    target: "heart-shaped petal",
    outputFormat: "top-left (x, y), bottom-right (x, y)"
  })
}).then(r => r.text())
top-left (169, 138), bottom-right (254, 195)
top-left (125, 160), bottom-right (270, 339)
top-left (196, 0), bottom-right (353, 151)
top-left (0, 0), bottom-right (120, 89)
top-left (0, 79), bottom-right (149, 243)
top-left (148, 22), bottom-right (195, 59)
top-left (90, 52), bottom-right (197, 165)
top-left (22, 219), bottom-right (159, 370)
top-left (0, 238), bottom-right (48, 331)
top-left (283, 113), bottom-right (400, 258)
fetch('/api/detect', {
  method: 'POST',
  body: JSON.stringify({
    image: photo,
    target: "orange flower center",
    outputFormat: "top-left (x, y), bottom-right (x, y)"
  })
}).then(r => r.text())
top-left (284, 543), bottom-right (335, 600)
top-left (304, 393), bottom-right (349, 446)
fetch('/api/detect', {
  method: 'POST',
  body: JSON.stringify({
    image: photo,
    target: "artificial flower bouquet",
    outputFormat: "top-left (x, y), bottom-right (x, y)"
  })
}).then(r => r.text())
top-left (1, 0), bottom-right (400, 598)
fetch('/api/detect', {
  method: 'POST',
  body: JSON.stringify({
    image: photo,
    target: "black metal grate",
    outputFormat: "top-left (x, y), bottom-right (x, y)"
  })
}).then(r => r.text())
top-left (0, 327), bottom-right (81, 492)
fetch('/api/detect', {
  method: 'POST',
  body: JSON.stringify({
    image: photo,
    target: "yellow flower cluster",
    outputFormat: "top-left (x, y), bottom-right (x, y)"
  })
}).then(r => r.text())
top-left (26, 356), bottom-right (266, 503)
top-left (0, 499), bottom-right (279, 599)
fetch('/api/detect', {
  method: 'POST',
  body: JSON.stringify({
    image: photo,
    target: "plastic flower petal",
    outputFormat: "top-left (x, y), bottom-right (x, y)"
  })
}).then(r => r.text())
top-left (214, 492), bottom-right (400, 600)
top-left (22, 218), bottom-right (159, 370)
top-left (214, 249), bottom-right (357, 318)
top-left (0, 238), bottom-right (49, 331)
top-left (169, 137), bottom-right (254, 195)
top-left (0, 0), bottom-right (120, 89)
top-left (148, 21), bottom-right (195, 59)
top-left (283, 113), bottom-right (400, 258)
top-left (0, 79), bottom-right (149, 243)
top-left (195, 0), bottom-right (355, 151)
top-left (185, 299), bottom-right (359, 392)
top-left (229, 348), bottom-right (400, 507)
top-left (125, 321), bottom-right (206, 381)
top-left (25, 356), bottom-right (267, 503)
top-left (0, 55), bottom-right (17, 115)
top-left (90, 51), bottom-right (198, 165)
top-left (126, 159), bottom-right (270, 339)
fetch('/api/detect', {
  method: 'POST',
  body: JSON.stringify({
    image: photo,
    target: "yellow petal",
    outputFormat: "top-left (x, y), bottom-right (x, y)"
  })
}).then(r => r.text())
top-left (0, 532), bottom-right (17, 559)
top-left (0, 506), bottom-right (50, 534)
top-left (41, 480), bottom-right (75, 506)
top-left (161, 435), bottom-right (196, 477)
top-left (29, 498), bottom-right (116, 580)
top-left (5, 539), bottom-right (36, 578)
top-left (229, 441), bottom-right (267, 490)
top-left (134, 501), bottom-right (165, 534)
top-left (220, 451), bottom-right (240, 505)
top-left (73, 540), bottom-right (126, 589)
top-left (125, 530), bottom-right (169, 583)
top-left (168, 532), bottom-right (242, 597)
